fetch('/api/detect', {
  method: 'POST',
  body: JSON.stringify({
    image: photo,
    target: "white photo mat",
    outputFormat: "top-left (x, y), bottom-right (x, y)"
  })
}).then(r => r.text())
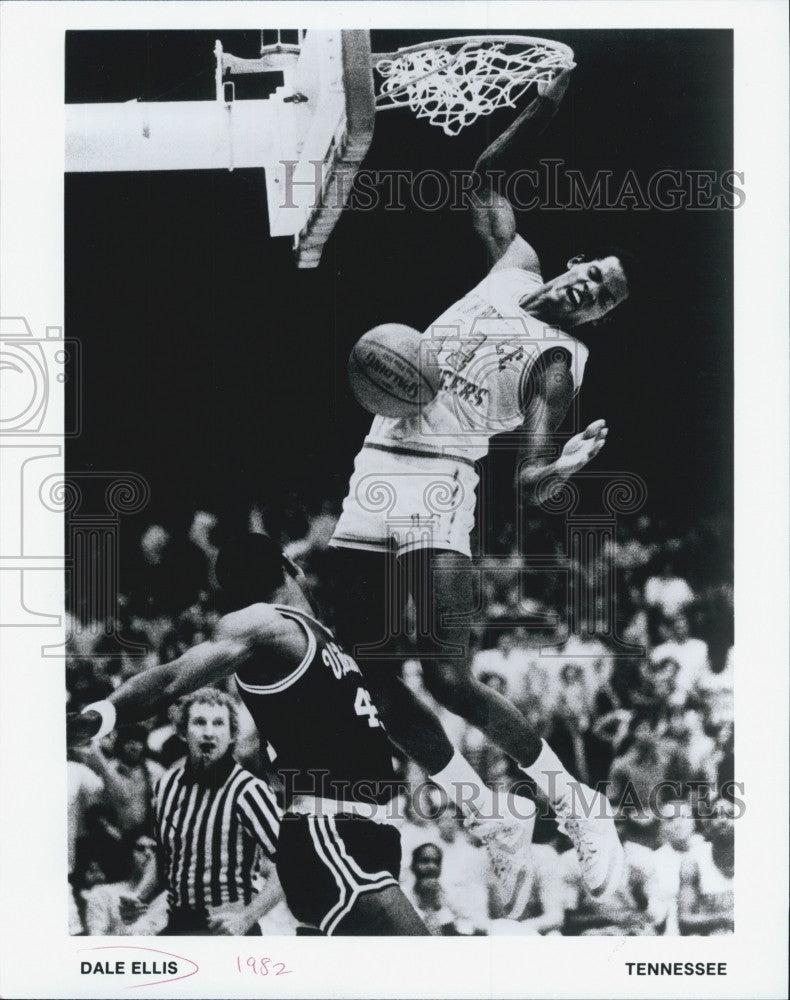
top-left (0, 2), bottom-right (787, 998)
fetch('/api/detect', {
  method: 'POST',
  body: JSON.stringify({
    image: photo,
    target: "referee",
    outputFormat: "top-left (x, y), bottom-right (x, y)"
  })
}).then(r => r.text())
top-left (153, 688), bottom-right (282, 935)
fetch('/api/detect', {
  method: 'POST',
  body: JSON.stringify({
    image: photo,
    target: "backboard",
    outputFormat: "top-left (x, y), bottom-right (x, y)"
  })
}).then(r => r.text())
top-left (65, 29), bottom-right (375, 268)
top-left (259, 30), bottom-right (375, 267)
top-left (65, 30), bottom-right (569, 267)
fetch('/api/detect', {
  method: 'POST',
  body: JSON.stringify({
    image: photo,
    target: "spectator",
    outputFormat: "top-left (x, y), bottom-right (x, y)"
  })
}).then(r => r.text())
top-left (678, 802), bottom-right (734, 935)
top-left (398, 789), bottom-right (444, 880)
top-left (125, 522), bottom-right (209, 621)
top-left (613, 516), bottom-right (658, 575)
top-left (67, 754), bottom-right (104, 873)
top-left (692, 645), bottom-right (734, 728)
top-left (187, 510), bottom-right (220, 583)
top-left (82, 724), bottom-right (164, 839)
top-left (67, 754), bottom-right (105, 933)
top-left (620, 585), bottom-right (652, 650)
top-left (651, 613), bottom-right (711, 705)
top-left (590, 707), bottom-right (633, 757)
top-left (609, 718), bottom-right (672, 830)
top-left (157, 629), bottom-right (183, 666)
top-left (406, 844), bottom-right (476, 935)
top-left (663, 708), bottom-right (719, 795)
top-left (81, 834), bottom-right (166, 935)
top-left (643, 559), bottom-right (694, 619)
top-left (553, 633), bottom-right (613, 710)
top-left (70, 842), bottom-right (112, 934)
top-left (471, 628), bottom-right (535, 697)
top-left (629, 656), bottom-right (681, 722)
top-left (67, 660), bottom-right (113, 713)
top-left (715, 722), bottom-right (735, 801)
top-left (556, 662), bottom-right (593, 719)
top-left (478, 670), bottom-right (507, 697)
top-left (654, 799), bottom-right (702, 934)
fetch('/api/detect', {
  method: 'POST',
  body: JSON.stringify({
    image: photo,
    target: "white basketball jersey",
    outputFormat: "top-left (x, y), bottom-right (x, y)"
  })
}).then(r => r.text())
top-left (364, 268), bottom-right (589, 464)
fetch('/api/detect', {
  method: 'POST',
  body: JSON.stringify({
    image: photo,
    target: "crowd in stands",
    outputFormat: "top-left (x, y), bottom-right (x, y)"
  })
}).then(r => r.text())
top-left (67, 502), bottom-right (734, 936)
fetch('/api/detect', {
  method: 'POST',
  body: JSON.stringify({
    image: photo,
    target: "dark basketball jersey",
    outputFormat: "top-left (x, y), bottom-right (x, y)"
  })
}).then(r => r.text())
top-left (235, 605), bottom-right (399, 806)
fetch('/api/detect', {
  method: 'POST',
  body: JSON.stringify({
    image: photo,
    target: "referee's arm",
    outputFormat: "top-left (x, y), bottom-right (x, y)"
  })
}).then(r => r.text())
top-left (236, 777), bottom-right (281, 859)
top-left (208, 778), bottom-right (284, 936)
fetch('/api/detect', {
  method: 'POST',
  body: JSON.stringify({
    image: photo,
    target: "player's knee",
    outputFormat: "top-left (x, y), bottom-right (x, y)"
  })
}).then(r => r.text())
top-left (339, 886), bottom-right (429, 936)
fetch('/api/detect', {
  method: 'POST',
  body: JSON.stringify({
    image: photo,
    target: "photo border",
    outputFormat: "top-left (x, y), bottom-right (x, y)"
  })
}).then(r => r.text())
top-left (0, 2), bottom-right (787, 998)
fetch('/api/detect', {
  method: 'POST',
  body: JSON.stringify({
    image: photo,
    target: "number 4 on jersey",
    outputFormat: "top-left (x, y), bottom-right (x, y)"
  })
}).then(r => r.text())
top-left (354, 686), bottom-right (380, 727)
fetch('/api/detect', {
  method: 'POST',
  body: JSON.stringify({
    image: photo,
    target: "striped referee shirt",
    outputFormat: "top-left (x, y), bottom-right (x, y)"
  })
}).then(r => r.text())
top-left (153, 752), bottom-right (281, 916)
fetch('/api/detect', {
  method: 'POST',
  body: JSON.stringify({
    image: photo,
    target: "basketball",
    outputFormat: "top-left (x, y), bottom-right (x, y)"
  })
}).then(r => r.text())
top-left (348, 324), bottom-right (441, 418)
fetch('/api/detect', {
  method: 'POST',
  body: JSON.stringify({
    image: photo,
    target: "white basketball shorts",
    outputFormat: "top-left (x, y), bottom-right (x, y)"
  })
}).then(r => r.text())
top-left (330, 443), bottom-right (478, 558)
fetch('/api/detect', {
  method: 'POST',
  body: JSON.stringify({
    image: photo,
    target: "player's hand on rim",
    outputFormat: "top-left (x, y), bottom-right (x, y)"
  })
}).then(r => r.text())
top-left (537, 63), bottom-right (576, 102)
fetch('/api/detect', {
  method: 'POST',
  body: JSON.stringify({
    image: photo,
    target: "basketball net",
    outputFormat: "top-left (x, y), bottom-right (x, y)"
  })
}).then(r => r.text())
top-left (373, 35), bottom-right (574, 136)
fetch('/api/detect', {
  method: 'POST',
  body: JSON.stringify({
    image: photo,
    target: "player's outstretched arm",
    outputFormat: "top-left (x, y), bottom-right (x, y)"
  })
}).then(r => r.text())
top-left (551, 419), bottom-right (608, 478)
top-left (469, 67), bottom-right (574, 272)
top-left (67, 637), bottom-right (248, 746)
top-left (519, 420), bottom-right (608, 502)
top-left (515, 351), bottom-right (607, 502)
top-left (67, 606), bottom-right (284, 746)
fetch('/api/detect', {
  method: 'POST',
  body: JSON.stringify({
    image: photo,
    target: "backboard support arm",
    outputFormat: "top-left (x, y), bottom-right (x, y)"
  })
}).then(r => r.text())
top-left (65, 30), bottom-right (375, 269)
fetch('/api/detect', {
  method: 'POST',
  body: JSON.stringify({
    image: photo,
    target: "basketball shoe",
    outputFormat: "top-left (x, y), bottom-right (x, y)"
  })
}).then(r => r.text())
top-left (465, 798), bottom-right (535, 919)
top-left (554, 784), bottom-right (625, 899)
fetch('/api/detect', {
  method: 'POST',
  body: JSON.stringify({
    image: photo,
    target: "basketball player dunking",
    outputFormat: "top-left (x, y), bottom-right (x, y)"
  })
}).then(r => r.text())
top-left (69, 535), bottom-right (430, 936)
top-left (330, 69), bottom-right (635, 902)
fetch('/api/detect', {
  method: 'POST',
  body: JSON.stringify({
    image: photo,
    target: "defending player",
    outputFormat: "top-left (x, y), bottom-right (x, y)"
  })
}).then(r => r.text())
top-left (68, 534), bottom-right (429, 936)
top-left (330, 69), bottom-right (632, 900)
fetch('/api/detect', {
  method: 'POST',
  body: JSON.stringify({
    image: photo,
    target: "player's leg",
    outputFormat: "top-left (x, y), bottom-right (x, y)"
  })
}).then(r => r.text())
top-left (406, 546), bottom-right (625, 899)
top-left (330, 547), bottom-right (457, 773)
top-left (404, 547), bottom-right (542, 763)
top-left (329, 547), bottom-right (534, 917)
top-left (329, 813), bottom-right (429, 935)
top-left (276, 811), bottom-right (429, 936)
top-left (329, 547), bottom-right (399, 663)
top-left (334, 885), bottom-right (430, 936)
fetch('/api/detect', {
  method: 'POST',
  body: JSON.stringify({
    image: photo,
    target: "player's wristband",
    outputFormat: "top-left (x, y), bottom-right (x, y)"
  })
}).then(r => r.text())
top-left (83, 699), bottom-right (117, 740)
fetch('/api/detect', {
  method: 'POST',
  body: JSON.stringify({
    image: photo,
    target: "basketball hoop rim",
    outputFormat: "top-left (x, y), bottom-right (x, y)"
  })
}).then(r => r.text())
top-left (371, 34), bottom-right (575, 64)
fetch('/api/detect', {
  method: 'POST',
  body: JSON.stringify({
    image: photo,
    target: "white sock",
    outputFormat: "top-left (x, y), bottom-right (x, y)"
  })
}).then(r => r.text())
top-left (520, 740), bottom-right (579, 805)
top-left (429, 750), bottom-right (497, 819)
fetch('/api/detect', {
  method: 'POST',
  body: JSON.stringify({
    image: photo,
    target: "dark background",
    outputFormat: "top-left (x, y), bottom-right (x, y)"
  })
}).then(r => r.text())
top-left (65, 29), bottom-right (734, 537)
